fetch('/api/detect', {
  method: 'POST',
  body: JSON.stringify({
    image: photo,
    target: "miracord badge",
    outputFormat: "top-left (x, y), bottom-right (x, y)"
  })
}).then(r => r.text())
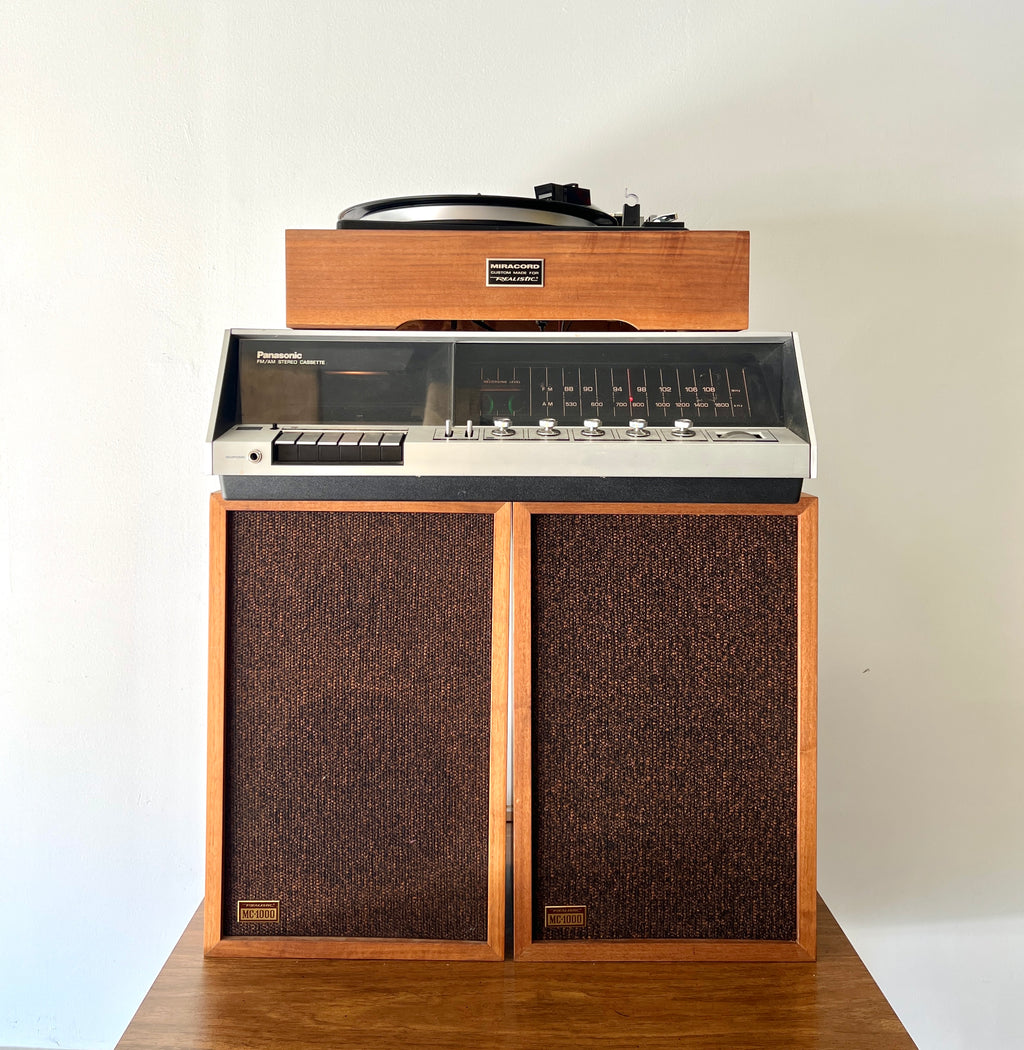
top-left (486, 259), bottom-right (544, 286)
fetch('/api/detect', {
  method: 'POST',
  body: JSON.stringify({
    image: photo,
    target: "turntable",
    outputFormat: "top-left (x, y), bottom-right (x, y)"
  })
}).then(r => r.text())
top-left (286, 184), bottom-right (749, 332)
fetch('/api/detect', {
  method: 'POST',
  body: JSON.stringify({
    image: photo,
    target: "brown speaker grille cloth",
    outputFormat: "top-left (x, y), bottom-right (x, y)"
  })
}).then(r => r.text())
top-left (531, 512), bottom-right (799, 941)
top-left (224, 509), bottom-right (494, 942)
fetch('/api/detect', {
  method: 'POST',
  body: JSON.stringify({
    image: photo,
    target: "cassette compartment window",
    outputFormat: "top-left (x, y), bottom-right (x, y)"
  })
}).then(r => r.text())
top-left (237, 338), bottom-right (450, 426)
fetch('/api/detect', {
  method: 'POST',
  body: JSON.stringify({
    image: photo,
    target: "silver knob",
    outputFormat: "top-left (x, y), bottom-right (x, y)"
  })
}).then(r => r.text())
top-left (673, 418), bottom-right (695, 436)
top-left (626, 418), bottom-right (650, 437)
top-left (581, 418), bottom-right (604, 436)
top-left (536, 417), bottom-right (559, 436)
top-left (491, 417), bottom-right (515, 437)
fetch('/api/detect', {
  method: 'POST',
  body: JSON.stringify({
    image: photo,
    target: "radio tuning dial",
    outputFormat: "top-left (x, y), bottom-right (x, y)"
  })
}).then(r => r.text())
top-left (626, 418), bottom-right (650, 437)
top-left (580, 418), bottom-right (604, 437)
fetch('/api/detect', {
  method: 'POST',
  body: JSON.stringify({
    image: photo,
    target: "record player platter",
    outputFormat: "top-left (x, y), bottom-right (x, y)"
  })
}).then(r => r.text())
top-left (338, 193), bottom-right (619, 229)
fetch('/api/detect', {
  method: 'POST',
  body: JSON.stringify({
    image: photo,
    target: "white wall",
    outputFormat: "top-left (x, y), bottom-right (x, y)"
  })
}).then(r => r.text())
top-left (2, 1), bottom-right (1022, 1047)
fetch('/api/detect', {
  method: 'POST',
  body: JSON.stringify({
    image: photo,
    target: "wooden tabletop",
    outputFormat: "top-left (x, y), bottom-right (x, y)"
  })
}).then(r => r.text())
top-left (116, 897), bottom-right (916, 1049)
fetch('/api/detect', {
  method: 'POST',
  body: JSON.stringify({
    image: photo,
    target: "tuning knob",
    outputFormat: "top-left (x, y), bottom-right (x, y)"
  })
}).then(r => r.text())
top-left (491, 417), bottom-right (515, 437)
top-left (536, 417), bottom-right (560, 436)
top-left (672, 418), bottom-right (695, 437)
top-left (626, 418), bottom-right (650, 437)
top-left (580, 418), bottom-right (604, 437)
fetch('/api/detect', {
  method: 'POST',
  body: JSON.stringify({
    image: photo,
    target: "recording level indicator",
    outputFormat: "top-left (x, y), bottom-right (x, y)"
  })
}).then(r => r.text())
top-left (478, 366), bottom-right (529, 419)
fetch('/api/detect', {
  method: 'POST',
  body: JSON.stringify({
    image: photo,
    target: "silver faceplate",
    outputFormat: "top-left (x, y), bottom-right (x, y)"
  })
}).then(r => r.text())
top-left (207, 329), bottom-right (816, 494)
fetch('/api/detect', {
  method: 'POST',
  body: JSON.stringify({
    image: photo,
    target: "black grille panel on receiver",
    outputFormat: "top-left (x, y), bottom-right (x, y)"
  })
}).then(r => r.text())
top-left (516, 501), bottom-right (816, 959)
top-left (220, 507), bottom-right (495, 944)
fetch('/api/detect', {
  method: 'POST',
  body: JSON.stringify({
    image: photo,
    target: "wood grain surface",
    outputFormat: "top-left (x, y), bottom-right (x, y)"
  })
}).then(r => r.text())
top-left (285, 229), bottom-right (749, 331)
top-left (116, 897), bottom-right (917, 1049)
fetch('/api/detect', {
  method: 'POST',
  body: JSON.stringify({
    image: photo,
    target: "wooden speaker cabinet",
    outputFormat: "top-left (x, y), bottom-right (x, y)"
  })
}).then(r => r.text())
top-left (205, 495), bottom-right (510, 959)
top-left (512, 498), bottom-right (817, 961)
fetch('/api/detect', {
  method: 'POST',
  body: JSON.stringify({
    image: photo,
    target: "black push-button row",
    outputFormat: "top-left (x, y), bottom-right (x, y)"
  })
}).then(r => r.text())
top-left (273, 430), bottom-right (405, 464)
